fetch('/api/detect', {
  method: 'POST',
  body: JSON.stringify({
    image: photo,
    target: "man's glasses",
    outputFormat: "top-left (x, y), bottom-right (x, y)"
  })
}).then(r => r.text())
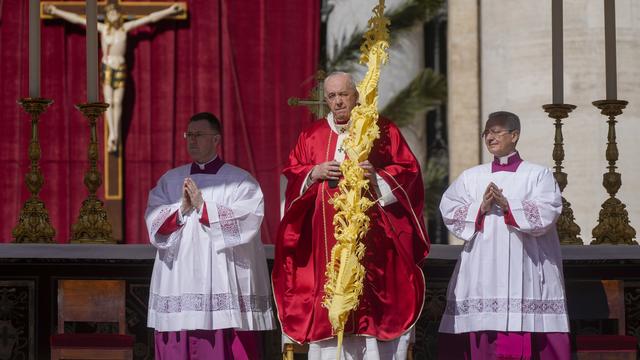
top-left (481, 129), bottom-right (515, 139)
top-left (183, 132), bottom-right (219, 140)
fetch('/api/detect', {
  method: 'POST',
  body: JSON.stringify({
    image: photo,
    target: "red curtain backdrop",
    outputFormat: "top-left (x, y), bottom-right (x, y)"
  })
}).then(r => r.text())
top-left (0, 0), bottom-right (319, 243)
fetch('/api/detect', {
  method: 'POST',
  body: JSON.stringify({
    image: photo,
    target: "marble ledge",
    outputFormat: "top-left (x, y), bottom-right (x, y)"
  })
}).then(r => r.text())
top-left (1, 243), bottom-right (639, 261)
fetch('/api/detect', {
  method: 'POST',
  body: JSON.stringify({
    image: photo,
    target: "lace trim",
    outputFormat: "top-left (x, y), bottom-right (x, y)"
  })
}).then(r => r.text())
top-left (452, 205), bottom-right (470, 236)
top-left (150, 293), bottom-right (272, 313)
top-left (522, 200), bottom-right (543, 229)
top-left (444, 298), bottom-right (566, 315)
top-left (149, 207), bottom-right (181, 255)
top-left (151, 207), bottom-right (173, 235)
top-left (217, 204), bottom-right (242, 247)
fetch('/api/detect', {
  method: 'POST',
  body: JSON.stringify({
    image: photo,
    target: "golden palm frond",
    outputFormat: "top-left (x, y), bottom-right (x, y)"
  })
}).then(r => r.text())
top-left (322, 1), bottom-right (390, 359)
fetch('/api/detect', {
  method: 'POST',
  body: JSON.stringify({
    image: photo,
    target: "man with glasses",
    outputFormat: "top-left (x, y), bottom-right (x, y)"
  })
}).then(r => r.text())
top-left (438, 111), bottom-right (570, 359)
top-left (145, 112), bottom-right (275, 359)
top-left (273, 72), bottom-right (429, 359)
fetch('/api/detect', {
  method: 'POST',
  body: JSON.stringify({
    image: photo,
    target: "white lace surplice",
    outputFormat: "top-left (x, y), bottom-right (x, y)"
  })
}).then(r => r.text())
top-left (439, 161), bottom-right (569, 333)
top-left (145, 163), bottom-right (275, 332)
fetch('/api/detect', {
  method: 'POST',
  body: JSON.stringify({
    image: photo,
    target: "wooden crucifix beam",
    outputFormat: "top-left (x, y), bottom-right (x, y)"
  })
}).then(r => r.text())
top-left (41, 0), bottom-right (188, 20)
top-left (288, 70), bottom-right (330, 119)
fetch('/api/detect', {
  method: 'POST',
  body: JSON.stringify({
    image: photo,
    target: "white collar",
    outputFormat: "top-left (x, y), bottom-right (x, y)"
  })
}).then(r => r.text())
top-left (327, 112), bottom-right (350, 135)
top-left (497, 151), bottom-right (518, 165)
top-left (196, 155), bottom-right (218, 170)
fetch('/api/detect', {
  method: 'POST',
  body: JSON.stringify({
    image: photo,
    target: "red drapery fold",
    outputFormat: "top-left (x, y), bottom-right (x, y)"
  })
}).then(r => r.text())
top-left (0, 0), bottom-right (319, 243)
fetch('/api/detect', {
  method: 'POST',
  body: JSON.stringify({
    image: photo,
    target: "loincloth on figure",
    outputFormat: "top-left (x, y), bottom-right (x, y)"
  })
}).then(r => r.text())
top-left (101, 63), bottom-right (127, 89)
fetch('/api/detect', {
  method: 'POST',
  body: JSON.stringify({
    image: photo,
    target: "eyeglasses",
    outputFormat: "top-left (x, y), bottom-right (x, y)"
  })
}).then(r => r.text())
top-left (481, 129), bottom-right (515, 139)
top-left (183, 132), bottom-right (219, 140)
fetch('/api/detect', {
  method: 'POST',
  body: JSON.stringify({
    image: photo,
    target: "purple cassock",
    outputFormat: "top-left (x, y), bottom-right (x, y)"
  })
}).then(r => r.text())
top-left (438, 331), bottom-right (570, 360)
top-left (154, 329), bottom-right (261, 360)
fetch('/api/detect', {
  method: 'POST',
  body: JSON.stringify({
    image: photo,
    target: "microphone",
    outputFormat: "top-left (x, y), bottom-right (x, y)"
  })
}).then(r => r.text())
top-left (328, 179), bottom-right (339, 188)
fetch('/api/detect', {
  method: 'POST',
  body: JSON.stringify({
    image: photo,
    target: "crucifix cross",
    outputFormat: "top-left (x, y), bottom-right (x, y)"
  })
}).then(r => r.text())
top-left (41, 0), bottom-right (187, 21)
top-left (288, 70), bottom-right (330, 119)
top-left (41, 0), bottom-right (187, 243)
top-left (41, 0), bottom-right (187, 155)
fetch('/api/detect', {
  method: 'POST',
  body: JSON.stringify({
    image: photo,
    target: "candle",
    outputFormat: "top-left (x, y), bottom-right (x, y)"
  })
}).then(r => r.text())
top-left (86, 0), bottom-right (98, 103)
top-left (604, 0), bottom-right (617, 100)
top-left (551, 0), bottom-right (563, 104)
top-left (29, 0), bottom-right (40, 98)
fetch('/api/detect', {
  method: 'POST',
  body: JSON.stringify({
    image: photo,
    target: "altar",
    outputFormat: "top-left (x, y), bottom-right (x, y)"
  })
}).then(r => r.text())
top-left (1, 243), bottom-right (639, 359)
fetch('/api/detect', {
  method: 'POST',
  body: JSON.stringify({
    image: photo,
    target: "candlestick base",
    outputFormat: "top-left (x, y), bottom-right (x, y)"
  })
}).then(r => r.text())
top-left (12, 97), bottom-right (56, 243)
top-left (591, 99), bottom-right (637, 245)
top-left (71, 102), bottom-right (114, 244)
top-left (542, 103), bottom-right (582, 245)
top-left (71, 194), bottom-right (114, 244)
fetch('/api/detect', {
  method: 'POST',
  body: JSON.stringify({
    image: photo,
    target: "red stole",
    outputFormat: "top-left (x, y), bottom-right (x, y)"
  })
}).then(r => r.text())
top-left (272, 118), bottom-right (429, 343)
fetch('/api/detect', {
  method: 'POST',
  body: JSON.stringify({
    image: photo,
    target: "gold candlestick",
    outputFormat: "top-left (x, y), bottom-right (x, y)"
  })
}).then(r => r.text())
top-left (542, 104), bottom-right (582, 245)
top-left (591, 99), bottom-right (637, 245)
top-left (12, 98), bottom-right (56, 243)
top-left (71, 102), bottom-right (114, 243)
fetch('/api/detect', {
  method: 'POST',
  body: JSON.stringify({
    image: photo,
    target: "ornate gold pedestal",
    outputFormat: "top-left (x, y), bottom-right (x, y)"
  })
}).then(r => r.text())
top-left (542, 104), bottom-right (582, 245)
top-left (71, 102), bottom-right (114, 243)
top-left (12, 98), bottom-right (56, 243)
top-left (591, 99), bottom-right (637, 245)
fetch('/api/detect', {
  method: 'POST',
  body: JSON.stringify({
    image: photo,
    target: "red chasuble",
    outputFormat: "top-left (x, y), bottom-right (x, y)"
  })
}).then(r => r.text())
top-left (272, 117), bottom-right (430, 344)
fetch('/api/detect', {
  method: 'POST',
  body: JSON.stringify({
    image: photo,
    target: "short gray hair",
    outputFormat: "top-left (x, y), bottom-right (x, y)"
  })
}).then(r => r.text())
top-left (324, 71), bottom-right (358, 93)
top-left (487, 111), bottom-right (521, 132)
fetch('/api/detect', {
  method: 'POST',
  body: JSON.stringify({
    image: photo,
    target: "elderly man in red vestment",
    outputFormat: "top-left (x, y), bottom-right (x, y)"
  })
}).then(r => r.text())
top-left (272, 72), bottom-right (430, 359)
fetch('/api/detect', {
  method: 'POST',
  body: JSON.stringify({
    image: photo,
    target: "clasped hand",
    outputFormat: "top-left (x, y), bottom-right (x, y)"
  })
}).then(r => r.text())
top-left (181, 178), bottom-right (204, 214)
top-left (480, 182), bottom-right (508, 214)
top-left (310, 160), bottom-right (377, 184)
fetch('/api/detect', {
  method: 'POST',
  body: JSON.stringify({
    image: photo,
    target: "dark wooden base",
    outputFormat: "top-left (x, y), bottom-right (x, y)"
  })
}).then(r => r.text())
top-left (1, 244), bottom-right (639, 359)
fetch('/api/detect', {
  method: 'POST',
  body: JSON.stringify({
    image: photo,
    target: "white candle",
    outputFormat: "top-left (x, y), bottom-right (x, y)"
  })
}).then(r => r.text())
top-left (551, 0), bottom-right (563, 104)
top-left (29, 0), bottom-right (40, 98)
top-left (86, 0), bottom-right (98, 102)
top-left (604, 0), bottom-right (617, 100)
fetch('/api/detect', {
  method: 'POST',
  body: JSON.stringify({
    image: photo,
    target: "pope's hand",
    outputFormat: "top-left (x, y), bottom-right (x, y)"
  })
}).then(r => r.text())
top-left (358, 160), bottom-right (377, 184)
top-left (311, 160), bottom-right (341, 181)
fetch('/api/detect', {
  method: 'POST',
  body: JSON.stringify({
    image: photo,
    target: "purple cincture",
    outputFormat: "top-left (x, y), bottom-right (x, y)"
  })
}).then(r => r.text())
top-left (491, 152), bottom-right (523, 173)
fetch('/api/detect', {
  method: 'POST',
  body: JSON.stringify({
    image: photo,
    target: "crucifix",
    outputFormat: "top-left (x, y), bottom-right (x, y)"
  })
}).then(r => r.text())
top-left (42, 0), bottom-right (187, 242)
top-left (288, 70), bottom-right (331, 119)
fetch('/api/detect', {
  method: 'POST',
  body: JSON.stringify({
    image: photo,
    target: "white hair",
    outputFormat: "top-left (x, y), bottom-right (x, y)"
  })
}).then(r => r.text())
top-left (324, 71), bottom-right (358, 93)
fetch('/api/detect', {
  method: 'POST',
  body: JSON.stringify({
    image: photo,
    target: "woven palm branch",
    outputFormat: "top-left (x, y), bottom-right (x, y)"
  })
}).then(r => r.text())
top-left (326, 0), bottom-right (444, 72)
top-left (322, 1), bottom-right (390, 359)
